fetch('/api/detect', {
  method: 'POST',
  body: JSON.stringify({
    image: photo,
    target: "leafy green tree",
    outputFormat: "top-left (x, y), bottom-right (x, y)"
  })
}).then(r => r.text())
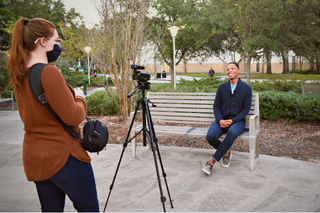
top-left (150, 0), bottom-right (225, 83)
top-left (0, 0), bottom-right (15, 51)
top-left (265, 0), bottom-right (320, 74)
top-left (7, 0), bottom-right (82, 37)
top-left (59, 22), bottom-right (86, 66)
top-left (204, 0), bottom-right (278, 80)
top-left (286, 0), bottom-right (320, 74)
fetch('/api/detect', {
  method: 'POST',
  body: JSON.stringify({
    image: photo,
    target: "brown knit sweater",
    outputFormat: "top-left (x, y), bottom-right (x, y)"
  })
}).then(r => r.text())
top-left (15, 64), bottom-right (90, 182)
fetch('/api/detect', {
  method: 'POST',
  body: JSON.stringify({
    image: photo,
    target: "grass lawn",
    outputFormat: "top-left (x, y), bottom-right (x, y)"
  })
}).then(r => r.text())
top-left (177, 73), bottom-right (320, 81)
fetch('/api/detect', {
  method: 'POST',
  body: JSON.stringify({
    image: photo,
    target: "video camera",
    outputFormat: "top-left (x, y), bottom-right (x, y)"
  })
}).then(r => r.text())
top-left (131, 65), bottom-right (150, 82)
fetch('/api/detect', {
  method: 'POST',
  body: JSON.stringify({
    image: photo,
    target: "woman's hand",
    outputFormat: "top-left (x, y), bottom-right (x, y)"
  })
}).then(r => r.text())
top-left (74, 87), bottom-right (85, 99)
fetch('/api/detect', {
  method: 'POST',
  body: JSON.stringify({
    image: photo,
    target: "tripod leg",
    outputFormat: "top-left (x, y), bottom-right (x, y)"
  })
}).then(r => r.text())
top-left (144, 128), bottom-right (167, 212)
top-left (143, 98), bottom-right (175, 212)
top-left (153, 137), bottom-right (174, 209)
top-left (144, 98), bottom-right (174, 209)
top-left (103, 100), bottom-right (142, 212)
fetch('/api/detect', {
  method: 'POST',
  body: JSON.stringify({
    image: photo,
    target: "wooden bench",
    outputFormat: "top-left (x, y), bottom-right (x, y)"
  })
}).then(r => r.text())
top-left (0, 91), bottom-right (14, 111)
top-left (301, 83), bottom-right (320, 95)
top-left (130, 92), bottom-right (260, 171)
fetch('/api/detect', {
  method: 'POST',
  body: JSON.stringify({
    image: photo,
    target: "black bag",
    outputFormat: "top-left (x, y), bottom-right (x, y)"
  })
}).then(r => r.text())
top-left (81, 118), bottom-right (109, 153)
top-left (28, 63), bottom-right (108, 154)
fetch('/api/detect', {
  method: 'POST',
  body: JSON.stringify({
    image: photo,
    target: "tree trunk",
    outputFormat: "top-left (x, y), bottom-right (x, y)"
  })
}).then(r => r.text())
top-left (299, 56), bottom-right (303, 72)
top-left (266, 50), bottom-right (272, 74)
top-left (309, 56), bottom-right (314, 74)
top-left (316, 58), bottom-right (320, 74)
top-left (246, 56), bottom-right (251, 82)
top-left (183, 57), bottom-right (187, 73)
top-left (170, 62), bottom-right (174, 83)
top-left (282, 48), bottom-right (290, 74)
top-left (262, 53), bottom-right (265, 74)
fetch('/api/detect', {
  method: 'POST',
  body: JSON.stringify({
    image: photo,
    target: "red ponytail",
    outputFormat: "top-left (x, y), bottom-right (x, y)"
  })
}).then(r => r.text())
top-left (7, 18), bottom-right (55, 94)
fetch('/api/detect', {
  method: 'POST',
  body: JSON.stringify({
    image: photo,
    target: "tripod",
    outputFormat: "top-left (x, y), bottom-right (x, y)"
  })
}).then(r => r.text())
top-left (103, 81), bottom-right (174, 212)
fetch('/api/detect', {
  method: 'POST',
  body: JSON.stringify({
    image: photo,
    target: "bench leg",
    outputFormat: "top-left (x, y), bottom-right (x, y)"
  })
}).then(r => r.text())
top-left (131, 131), bottom-right (137, 158)
top-left (12, 99), bottom-right (14, 111)
top-left (249, 137), bottom-right (258, 171)
top-left (255, 134), bottom-right (260, 159)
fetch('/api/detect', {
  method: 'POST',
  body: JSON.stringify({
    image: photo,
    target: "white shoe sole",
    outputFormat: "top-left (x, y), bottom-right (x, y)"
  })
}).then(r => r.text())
top-left (202, 165), bottom-right (211, 175)
top-left (221, 152), bottom-right (232, 168)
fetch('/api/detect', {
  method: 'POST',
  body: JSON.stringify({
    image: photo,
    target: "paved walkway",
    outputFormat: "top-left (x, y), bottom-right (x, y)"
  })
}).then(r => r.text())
top-left (0, 111), bottom-right (319, 212)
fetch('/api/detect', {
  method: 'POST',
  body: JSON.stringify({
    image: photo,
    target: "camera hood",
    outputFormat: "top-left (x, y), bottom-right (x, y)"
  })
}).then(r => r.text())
top-left (131, 65), bottom-right (145, 70)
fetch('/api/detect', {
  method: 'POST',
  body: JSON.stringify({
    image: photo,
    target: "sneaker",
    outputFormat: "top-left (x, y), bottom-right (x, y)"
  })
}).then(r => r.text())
top-left (202, 161), bottom-right (214, 175)
top-left (221, 151), bottom-right (232, 168)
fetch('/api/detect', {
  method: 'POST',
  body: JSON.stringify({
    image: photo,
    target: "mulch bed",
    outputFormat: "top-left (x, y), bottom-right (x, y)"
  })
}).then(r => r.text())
top-left (94, 114), bottom-right (320, 163)
top-left (2, 101), bottom-right (319, 163)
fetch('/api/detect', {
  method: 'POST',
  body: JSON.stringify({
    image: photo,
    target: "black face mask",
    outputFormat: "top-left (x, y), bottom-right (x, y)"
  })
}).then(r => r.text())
top-left (46, 44), bottom-right (62, 63)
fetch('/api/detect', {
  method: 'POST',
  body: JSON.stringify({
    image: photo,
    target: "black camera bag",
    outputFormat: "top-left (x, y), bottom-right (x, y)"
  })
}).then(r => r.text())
top-left (28, 63), bottom-right (108, 154)
top-left (81, 118), bottom-right (109, 153)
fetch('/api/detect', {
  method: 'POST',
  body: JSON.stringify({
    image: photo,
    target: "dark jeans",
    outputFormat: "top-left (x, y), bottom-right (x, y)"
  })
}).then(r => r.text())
top-left (34, 155), bottom-right (99, 212)
top-left (206, 121), bottom-right (245, 162)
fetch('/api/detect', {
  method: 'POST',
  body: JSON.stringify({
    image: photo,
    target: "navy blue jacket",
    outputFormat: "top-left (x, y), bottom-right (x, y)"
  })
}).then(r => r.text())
top-left (214, 78), bottom-right (252, 125)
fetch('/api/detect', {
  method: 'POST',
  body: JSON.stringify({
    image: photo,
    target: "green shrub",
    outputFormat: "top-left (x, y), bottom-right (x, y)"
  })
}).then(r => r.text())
top-left (260, 91), bottom-right (320, 122)
top-left (0, 54), bottom-right (11, 90)
top-left (90, 76), bottom-right (104, 87)
top-left (85, 90), bottom-right (120, 116)
top-left (64, 71), bottom-right (88, 87)
top-left (249, 80), bottom-right (302, 93)
top-left (150, 77), bottom-right (223, 93)
top-left (0, 69), bottom-right (10, 90)
top-left (150, 78), bottom-right (303, 94)
top-left (148, 80), bottom-right (320, 122)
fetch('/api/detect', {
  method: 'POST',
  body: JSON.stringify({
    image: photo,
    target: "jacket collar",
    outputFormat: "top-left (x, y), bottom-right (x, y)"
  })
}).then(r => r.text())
top-left (228, 78), bottom-right (242, 94)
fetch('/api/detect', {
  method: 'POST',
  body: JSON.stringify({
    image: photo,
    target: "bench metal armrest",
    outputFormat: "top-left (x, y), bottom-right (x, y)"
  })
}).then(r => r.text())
top-left (249, 114), bottom-right (260, 137)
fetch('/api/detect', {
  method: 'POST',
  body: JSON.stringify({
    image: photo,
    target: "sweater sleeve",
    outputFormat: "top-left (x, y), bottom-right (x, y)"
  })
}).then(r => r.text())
top-left (213, 85), bottom-right (223, 122)
top-left (41, 65), bottom-right (87, 126)
top-left (232, 85), bottom-right (252, 124)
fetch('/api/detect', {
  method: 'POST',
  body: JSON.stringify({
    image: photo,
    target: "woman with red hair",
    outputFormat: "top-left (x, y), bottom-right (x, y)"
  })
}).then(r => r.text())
top-left (7, 18), bottom-right (99, 212)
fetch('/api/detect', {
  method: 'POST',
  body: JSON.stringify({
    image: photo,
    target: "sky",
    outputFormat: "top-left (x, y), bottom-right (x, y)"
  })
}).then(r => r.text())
top-left (62, 0), bottom-right (100, 29)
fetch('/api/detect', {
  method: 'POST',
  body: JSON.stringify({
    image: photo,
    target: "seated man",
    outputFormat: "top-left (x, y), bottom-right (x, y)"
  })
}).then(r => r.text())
top-left (203, 62), bottom-right (252, 175)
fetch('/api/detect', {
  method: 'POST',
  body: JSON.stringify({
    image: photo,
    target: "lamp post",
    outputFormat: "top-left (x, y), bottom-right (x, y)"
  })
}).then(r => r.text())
top-left (84, 46), bottom-right (91, 84)
top-left (168, 26), bottom-right (180, 90)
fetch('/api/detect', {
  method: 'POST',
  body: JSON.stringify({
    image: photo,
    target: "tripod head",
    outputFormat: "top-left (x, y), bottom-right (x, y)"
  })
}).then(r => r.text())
top-left (128, 64), bottom-right (151, 98)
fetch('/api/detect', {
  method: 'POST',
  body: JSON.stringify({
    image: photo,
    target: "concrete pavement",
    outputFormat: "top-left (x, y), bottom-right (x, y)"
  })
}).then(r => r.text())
top-left (0, 111), bottom-right (320, 212)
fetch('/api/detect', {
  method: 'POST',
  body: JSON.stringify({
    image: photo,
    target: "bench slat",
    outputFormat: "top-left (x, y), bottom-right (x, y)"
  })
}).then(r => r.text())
top-left (150, 108), bottom-right (213, 113)
top-left (152, 115), bottom-right (214, 122)
top-left (151, 99), bottom-right (214, 104)
top-left (149, 95), bottom-right (216, 100)
top-left (151, 104), bottom-right (257, 112)
top-left (0, 98), bottom-right (13, 102)
top-left (148, 92), bottom-right (216, 96)
top-left (151, 111), bottom-right (215, 118)
top-left (152, 103), bottom-right (213, 109)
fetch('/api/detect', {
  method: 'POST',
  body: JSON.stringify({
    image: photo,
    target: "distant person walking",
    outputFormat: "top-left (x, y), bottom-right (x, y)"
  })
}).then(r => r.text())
top-left (208, 67), bottom-right (215, 77)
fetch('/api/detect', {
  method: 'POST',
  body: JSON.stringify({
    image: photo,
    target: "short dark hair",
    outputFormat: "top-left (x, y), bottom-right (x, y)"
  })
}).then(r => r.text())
top-left (228, 62), bottom-right (239, 69)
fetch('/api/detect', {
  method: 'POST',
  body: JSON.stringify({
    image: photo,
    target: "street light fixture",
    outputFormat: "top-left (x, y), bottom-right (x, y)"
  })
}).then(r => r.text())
top-left (168, 26), bottom-right (180, 90)
top-left (84, 46), bottom-right (91, 84)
